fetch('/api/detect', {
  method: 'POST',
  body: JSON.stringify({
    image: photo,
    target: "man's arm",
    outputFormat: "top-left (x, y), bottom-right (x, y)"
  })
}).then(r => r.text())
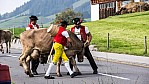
top-left (26, 24), bottom-right (32, 30)
top-left (62, 31), bottom-right (72, 43)
top-left (26, 27), bottom-right (30, 30)
top-left (87, 32), bottom-right (92, 45)
top-left (36, 24), bottom-right (40, 29)
top-left (85, 26), bottom-right (92, 45)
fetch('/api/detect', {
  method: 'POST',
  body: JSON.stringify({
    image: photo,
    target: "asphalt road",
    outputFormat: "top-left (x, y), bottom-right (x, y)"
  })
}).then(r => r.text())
top-left (0, 49), bottom-right (149, 84)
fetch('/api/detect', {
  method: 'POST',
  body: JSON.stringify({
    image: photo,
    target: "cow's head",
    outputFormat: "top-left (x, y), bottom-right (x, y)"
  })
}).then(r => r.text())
top-left (65, 31), bottom-right (85, 62)
top-left (76, 48), bottom-right (85, 62)
top-left (65, 48), bottom-right (85, 62)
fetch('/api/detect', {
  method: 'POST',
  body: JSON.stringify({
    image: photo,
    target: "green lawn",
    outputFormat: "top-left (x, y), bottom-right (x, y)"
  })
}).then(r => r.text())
top-left (10, 11), bottom-right (149, 56)
top-left (81, 11), bottom-right (149, 56)
top-left (9, 28), bottom-right (26, 37)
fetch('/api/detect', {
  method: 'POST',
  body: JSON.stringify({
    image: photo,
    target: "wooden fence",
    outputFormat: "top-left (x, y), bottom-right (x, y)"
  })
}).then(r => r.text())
top-left (106, 33), bottom-right (148, 54)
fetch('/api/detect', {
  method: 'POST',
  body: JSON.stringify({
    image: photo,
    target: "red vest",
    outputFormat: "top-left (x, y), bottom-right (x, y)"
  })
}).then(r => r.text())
top-left (27, 23), bottom-right (39, 29)
top-left (54, 26), bottom-right (67, 46)
top-left (71, 26), bottom-right (87, 42)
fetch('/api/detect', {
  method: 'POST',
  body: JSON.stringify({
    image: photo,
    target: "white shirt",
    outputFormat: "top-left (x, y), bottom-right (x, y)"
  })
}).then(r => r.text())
top-left (62, 31), bottom-right (69, 38)
top-left (26, 24), bottom-right (38, 30)
top-left (73, 26), bottom-right (89, 40)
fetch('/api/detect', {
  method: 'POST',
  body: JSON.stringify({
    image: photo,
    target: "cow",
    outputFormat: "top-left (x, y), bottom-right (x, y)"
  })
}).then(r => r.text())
top-left (116, 2), bottom-right (149, 15)
top-left (19, 27), bottom-right (84, 77)
top-left (0, 30), bottom-right (12, 54)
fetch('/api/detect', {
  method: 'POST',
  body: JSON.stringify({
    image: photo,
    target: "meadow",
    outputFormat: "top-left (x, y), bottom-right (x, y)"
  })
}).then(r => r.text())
top-left (9, 11), bottom-right (149, 56)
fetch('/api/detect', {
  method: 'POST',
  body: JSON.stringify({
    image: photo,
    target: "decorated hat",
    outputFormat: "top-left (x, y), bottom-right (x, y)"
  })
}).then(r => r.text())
top-left (72, 18), bottom-right (82, 25)
top-left (29, 15), bottom-right (38, 20)
top-left (60, 20), bottom-right (69, 25)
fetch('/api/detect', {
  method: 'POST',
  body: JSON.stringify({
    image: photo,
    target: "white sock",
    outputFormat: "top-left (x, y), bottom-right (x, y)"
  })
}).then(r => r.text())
top-left (45, 63), bottom-right (54, 76)
top-left (64, 62), bottom-right (73, 75)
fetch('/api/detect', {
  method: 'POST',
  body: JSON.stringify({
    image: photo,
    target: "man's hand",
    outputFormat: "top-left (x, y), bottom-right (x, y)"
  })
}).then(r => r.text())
top-left (67, 37), bottom-right (72, 43)
top-left (84, 40), bottom-right (90, 47)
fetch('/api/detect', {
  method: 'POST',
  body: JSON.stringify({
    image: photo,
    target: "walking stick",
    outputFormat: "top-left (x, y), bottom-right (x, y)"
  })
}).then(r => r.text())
top-left (47, 43), bottom-right (54, 64)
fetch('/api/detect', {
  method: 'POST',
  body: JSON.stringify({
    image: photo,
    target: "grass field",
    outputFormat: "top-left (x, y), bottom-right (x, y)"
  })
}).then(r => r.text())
top-left (10, 11), bottom-right (149, 56)
top-left (82, 11), bottom-right (149, 56)
top-left (9, 28), bottom-right (26, 37)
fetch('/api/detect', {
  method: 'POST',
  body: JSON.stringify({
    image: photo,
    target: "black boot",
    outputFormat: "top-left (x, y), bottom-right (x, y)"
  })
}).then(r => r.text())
top-left (93, 70), bottom-right (98, 74)
top-left (44, 75), bottom-right (55, 79)
top-left (67, 72), bottom-right (70, 75)
top-left (32, 71), bottom-right (38, 75)
top-left (70, 72), bottom-right (77, 78)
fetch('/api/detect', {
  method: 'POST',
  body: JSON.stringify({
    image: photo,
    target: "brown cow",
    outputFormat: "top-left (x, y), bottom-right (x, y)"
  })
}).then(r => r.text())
top-left (116, 2), bottom-right (149, 15)
top-left (19, 28), bottom-right (84, 77)
top-left (0, 30), bottom-right (12, 54)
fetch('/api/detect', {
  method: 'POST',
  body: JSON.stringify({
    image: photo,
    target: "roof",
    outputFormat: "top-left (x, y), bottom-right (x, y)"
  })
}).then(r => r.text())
top-left (90, 0), bottom-right (125, 4)
top-left (91, 0), bottom-right (116, 4)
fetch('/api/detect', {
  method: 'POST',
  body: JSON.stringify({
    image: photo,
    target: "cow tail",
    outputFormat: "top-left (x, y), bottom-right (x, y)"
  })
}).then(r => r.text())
top-left (12, 36), bottom-right (20, 44)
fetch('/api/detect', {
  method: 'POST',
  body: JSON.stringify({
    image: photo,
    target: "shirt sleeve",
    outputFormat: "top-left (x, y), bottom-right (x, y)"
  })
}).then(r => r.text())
top-left (85, 26), bottom-right (90, 34)
top-left (36, 24), bottom-right (40, 29)
top-left (62, 31), bottom-right (70, 38)
top-left (26, 27), bottom-right (30, 30)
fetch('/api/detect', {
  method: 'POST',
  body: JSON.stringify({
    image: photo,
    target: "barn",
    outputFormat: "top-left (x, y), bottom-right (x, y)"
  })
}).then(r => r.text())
top-left (90, 0), bottom-right (148, 21)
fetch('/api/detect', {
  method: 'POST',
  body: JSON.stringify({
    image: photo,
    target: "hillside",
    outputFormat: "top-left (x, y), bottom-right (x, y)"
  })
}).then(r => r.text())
top-left (0, 0), bottom-right (91, 28)
top-left (0, 16), bottom-right (51, 28)
top-left (1, 0), bottom-right (91, 19)
top-left (12, 11), bottom-right (149, 56)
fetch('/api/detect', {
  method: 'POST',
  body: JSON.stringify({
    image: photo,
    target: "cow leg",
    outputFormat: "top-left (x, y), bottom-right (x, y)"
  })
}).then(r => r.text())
top-left (18, 46), bottom-right (27, 66)
top-left (26, 56), bottom-right (31, 68)
top-left (31, 50), bottom-right (40, 75)
top-left (8, 41), bottom-right (11, 53)
top-left (20, 57), bottom-right (31, 76)
top-left (18, 47), bottom-right (26, 59)
top-left (6, 42), bottom-right (8, 53)
top-left (31, 59), bottom-right (39, 75)
top-left (26, 56), bottom-right (34, 77)
top-left (56, 58), bottom-right (62, 77)
top-left (69, 56), bottom-right (75, 70)
top-left (0, 44), bottom-right (4, 54)
top-left (18, 54), bottom-right (23, 66)
top-left (19, 48), bottom-right (33, 77)
top-left (0, 44), bottom-right (2, 53)
top-left (70, 56), bottom-right (82, 75)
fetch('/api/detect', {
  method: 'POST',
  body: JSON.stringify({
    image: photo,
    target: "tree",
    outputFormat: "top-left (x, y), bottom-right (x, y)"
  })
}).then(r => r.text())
top-left (53, 8), bottom-right (83, 25)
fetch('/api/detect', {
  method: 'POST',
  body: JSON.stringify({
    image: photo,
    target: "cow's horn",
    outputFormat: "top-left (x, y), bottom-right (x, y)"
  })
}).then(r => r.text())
top-left (47, 24), bottom-right (54, 33)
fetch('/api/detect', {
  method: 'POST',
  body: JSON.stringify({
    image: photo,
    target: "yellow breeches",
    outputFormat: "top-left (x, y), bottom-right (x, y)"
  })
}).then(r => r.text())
top-left (52, 42), bottom-right (69, 64)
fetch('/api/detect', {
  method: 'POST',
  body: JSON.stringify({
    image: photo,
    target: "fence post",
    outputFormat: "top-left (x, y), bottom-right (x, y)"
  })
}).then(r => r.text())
top-left (41, 22), bottom-right (43, 28)
top-left (144, 36), bottom-right (147, 54)
top-left (107, 33), bottom-right (110, 50)
top-left (13, 26), bottom-right (15, 36)
top-left (140, 5), bottom-right (142, 12)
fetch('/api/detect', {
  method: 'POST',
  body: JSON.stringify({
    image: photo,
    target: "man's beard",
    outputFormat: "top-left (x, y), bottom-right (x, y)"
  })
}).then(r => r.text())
top-left (75, 25), bottom-right (80, 29)
top-left (32, 23), bottom-right (36, 25)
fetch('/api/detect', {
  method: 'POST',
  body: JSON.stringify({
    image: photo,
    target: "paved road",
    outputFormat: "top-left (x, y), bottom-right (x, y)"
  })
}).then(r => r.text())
top-left (0, 49), bottom-right (149, 84)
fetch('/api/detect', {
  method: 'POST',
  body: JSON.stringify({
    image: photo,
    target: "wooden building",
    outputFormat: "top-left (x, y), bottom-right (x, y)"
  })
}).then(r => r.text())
top-left (90, 0), bottom-right (144, 21)
top-left (91, 0), bottom-right (117, 21)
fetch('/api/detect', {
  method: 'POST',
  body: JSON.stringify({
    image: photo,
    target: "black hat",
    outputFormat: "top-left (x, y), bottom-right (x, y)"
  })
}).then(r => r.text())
top-left (72, 18), bottom-right (82, 25)
top-left (60, 20), bottom-right (69, 25)
top-left (29, 15), bottom-right (38, 20)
